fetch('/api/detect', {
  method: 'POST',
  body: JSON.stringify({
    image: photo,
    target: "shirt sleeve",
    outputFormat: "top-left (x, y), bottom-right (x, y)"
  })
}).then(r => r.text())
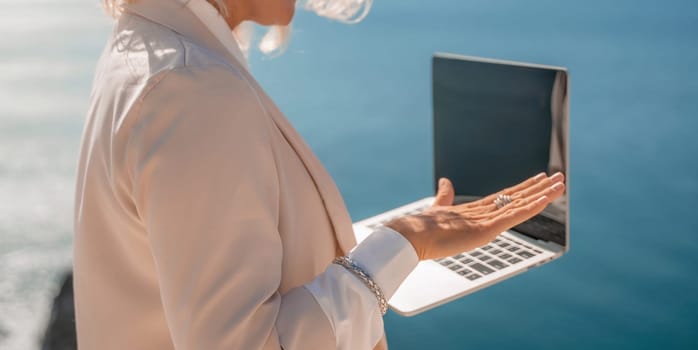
top-left (305, 226), bottom-right (419, 350)
top-left (127, 64), bottom-right (418, 350)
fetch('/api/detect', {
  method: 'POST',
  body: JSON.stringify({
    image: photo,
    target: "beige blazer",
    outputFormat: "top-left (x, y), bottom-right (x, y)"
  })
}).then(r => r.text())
top-left (72, 0), bottom-right (399, 348)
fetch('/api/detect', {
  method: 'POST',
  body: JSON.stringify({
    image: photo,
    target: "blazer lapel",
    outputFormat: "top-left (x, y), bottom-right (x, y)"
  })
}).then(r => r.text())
top-left (121, 0), bottom-right (358, 255)
top-left (247, 84), bottom-right (358, 255)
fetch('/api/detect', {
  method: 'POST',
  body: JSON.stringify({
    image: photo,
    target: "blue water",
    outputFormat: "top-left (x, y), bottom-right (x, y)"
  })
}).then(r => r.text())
top-left (1, 0), bottom-right (696, 348)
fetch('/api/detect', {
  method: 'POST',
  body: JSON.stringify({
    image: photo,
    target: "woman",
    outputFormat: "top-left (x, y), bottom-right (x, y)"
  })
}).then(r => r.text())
top-left (72, 0), bottom-right (566, 349)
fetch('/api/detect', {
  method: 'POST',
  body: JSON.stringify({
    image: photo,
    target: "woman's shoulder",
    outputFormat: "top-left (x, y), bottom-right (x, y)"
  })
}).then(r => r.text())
top-left (94, 12), bottom-right (261, 131)
top-left (95, 13), bottom-right (270, 160)
top-left (104, 12), bottom-right (245, 87)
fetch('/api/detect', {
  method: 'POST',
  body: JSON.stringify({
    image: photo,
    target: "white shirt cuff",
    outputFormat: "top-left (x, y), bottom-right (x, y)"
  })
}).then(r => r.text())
top-left (347, 225), bottom-right (419, 300)
top-left (302, 226), bottom-right (419, 349)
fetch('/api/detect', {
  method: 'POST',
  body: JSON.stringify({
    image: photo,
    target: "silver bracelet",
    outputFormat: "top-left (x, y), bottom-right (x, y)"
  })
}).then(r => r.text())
top-left (332, 256), bottom-right (388, 316)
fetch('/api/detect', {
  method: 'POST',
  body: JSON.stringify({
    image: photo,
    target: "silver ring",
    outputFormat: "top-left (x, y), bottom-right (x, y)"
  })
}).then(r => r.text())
top-left (494, 194), bottom-right (512, 209)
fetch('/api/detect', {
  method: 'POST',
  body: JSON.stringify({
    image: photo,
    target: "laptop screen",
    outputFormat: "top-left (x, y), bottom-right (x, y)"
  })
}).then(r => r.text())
top-left (432, 54), bottom-right (568, 247)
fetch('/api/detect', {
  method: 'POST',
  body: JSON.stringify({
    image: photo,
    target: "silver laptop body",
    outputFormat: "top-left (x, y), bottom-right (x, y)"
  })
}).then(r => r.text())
top-left (352, 53), bottom-right (570, 316)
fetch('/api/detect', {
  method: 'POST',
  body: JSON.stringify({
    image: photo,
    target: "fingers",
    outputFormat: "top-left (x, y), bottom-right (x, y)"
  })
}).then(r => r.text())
top-left (432, 177), bottom-right (455, 207)
top-left (465, 180), bottom-right (565, 221)
top-left (522, 181), bottom-right (565, 208)
top-left (512, 172), bottom-right (565, 200)
top-left (481, 181), bottom-right (565, 234)
top-left (482, 195), bottom-right (552, 235)
top-left (461, 172), bottom-right (548, 208)
top-left (435, 171), bottom-right (565, 218)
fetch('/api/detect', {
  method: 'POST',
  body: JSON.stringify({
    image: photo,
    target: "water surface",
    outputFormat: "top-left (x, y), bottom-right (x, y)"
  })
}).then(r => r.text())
top-left (0, 0), bottom-right (696, 348)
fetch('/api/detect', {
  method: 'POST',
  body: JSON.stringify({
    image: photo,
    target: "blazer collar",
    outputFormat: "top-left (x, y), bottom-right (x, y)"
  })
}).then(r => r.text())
top-left (121, 0), bottom-right (357, 255)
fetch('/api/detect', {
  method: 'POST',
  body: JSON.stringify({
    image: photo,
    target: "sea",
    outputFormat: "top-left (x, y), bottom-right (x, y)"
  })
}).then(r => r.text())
top-left (0, 0), bottom-right (696, 349)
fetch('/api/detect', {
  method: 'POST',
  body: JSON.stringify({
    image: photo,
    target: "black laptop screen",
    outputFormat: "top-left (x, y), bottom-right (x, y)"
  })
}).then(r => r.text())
top-left (432, 54), bottom-right (568, 246)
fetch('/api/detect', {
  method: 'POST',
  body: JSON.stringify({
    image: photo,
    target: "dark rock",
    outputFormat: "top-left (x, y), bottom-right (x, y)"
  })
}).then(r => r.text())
top-left (41, 272), bottom-right (76, 350)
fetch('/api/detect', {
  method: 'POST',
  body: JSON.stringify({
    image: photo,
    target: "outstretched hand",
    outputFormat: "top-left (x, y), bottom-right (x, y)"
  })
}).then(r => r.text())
top-left (385, 172), bottom-right (566, 260)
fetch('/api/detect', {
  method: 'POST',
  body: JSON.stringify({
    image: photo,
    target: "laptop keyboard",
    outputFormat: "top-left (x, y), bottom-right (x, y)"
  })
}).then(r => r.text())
top-left (364, 203), bottom-right (544, 282)
top-left (434, 235), bottom-right (542, 281)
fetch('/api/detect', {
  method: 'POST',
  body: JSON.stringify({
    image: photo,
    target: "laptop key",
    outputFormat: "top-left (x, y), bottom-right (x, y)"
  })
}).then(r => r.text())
top-left (477, 255), bottom-right (491, 262)
top-left (498, 242), bottom-right (510, 248)
top-left (518, 251), bottom-right (536, 259)
top-left (459, 258), bottom-right (474, 264)
top-left (448, 264), bottom-right (463, 271)
top-left (466, 273), bottom-right (482, 281)
top-left (481, 245), bottom-right (493, 251)
top-left (470, 251), bottom-right (483, 257)
top-left (499, 253), bottom-right (512, 260)
top-left (487, 259), bottom-right (508, 270)
top-left (440, 260), bottom-right (454, 266)
top-left (490, 249), bottom-right (502, 255)
top-left (508, 257), bottom-right (522, 264)
top-left (453, 253), bottom-right (465, 259)
top-left (457, 269), bottom-right (472, 276)
top-left (470, 263), bottom-right (495, 275)
top-left (507, 246), bottom-right (520, 252)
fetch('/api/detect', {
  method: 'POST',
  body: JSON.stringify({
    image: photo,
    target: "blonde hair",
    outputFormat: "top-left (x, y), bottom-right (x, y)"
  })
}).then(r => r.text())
top-left (102, 0), bottom-right (372, 56)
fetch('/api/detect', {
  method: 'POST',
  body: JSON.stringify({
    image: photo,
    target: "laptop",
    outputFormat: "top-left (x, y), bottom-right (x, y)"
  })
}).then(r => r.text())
top-left (352, 53), bottom-right (570, 316)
